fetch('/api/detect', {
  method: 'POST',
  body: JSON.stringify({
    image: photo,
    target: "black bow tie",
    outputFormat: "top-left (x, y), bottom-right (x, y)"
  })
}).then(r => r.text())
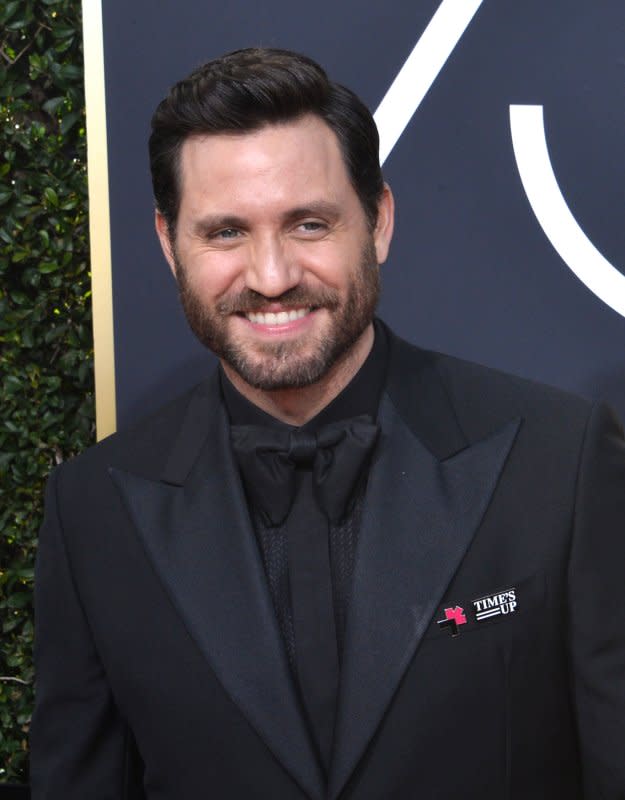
top-left (230, 415), bottom-right (380, 525)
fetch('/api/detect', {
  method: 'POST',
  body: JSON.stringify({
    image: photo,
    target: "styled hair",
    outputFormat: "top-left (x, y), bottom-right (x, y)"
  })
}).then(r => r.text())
top-left (149, 47), bottom-right (383, 235)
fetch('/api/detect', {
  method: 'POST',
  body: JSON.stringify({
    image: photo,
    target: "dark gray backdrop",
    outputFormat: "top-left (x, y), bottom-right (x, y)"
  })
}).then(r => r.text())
top-left (101, 0), bottom-right (625, 429)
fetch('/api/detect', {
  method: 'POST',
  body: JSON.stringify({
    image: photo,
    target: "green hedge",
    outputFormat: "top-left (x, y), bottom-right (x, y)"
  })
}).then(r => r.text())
top-left (0, 0), bottom-right (93, 782)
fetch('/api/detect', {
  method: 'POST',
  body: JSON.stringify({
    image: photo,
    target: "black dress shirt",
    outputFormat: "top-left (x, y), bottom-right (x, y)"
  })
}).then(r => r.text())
top-left (221, 322), bottom-right (388, 768)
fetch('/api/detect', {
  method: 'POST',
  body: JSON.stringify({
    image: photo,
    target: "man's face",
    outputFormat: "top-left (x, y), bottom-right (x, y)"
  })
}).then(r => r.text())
top-left (156, 114), bottom-right (394, 391)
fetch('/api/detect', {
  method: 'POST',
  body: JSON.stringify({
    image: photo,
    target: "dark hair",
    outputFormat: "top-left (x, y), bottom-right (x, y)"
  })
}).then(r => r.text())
top-left (149, 47), bottom-right (383, 235)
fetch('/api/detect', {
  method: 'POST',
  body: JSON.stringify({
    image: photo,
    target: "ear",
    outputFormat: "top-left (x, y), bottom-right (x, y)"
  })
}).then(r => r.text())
top-left (373, 183), bottom-right (395, 265)
top-left (155, 210), bottom-right (177, 277)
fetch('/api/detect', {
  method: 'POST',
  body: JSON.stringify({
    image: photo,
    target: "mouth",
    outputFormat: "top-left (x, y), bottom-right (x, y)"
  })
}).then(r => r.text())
top-left (240, 306), bottom-right (315, 326)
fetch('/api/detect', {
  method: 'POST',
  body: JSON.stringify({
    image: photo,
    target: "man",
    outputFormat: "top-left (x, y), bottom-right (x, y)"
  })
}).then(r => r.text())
top-left (31, 48), bottom-right (625, 799)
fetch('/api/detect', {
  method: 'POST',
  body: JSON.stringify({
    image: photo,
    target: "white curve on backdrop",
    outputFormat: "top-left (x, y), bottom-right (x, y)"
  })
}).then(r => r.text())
top-left (374, 0), bottom-right (485, 165)
top-left (510, 104), bottom-right (625, 318)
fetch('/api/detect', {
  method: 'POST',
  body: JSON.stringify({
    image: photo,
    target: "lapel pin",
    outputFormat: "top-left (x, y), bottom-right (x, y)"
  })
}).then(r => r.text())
top-left (472, 588), bottom-right (517, 621)
top-left (437, 606), bottom-right (467, 637)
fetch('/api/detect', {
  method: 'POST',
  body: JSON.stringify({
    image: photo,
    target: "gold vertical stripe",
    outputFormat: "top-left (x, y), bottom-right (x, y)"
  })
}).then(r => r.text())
top-left (82, 0), bottom-right (117, 439)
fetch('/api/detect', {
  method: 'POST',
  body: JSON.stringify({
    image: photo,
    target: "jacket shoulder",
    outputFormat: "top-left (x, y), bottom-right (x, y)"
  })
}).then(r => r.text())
top-left (388, 330), bottom-right (597, 443)
top-left (432, 349), bottom-right (592, 422)
top-left (58, 376), bottom-right (215, 481)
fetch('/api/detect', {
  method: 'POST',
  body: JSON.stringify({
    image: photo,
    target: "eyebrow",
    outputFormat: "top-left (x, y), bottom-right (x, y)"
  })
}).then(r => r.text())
top-left (191, 201), bottom-right (341, 236)
top-left (281, 201), bottom-right (341, 225)
top-left (191, 215), bottom-right (247, 237)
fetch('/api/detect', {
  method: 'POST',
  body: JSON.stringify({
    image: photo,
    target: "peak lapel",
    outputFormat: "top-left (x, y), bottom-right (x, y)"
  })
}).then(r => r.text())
top-left (110, 376), bottom-right (325, 800)
top-left (328, 392), bottom-right (520, 799)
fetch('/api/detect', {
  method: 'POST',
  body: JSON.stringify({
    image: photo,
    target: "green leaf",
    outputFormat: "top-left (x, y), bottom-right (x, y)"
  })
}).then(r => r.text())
top-left (53, 26), bottom-right (76, 39)
top-left (9, 291), bottom-right (29, 305)
top-left (0, 1), bottom-right (21, 24)
top-left (43, 187), bottom-right (58, 206)
top-left (42, 96), bottom-right (65, 116)
top-left (77, 360), bottom-right (90, 383)
top-left (38, 261), bottom-right (60, 274)
top-left (4, 375), bottom-right (22, 390)
top-left (5, 19), bottom-right (28, 32)
top-left (59, 111), bottom-right (80, 135)
top-left (55, 64), bottom-right (82, 81)
top-left (6, 594), bottom-right (31, 609)
top-left (10, 84), bottom-right (30, 99)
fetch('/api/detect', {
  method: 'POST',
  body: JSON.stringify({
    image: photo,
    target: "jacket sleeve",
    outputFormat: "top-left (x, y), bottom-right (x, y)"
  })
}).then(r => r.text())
top-left (30, 467), bottom-right (144, 799)
top-left (568, 402), bottom-right (625, 799)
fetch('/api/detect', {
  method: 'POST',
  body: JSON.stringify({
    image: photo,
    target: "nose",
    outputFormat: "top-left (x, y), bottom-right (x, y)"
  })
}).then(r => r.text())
top-left (244, 234), bottom-right (303, 298)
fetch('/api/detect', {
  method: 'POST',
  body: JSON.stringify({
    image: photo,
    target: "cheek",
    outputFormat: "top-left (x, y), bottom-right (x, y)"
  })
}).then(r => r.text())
top-left (292, 242), bottom-right (359, 290)
top-left (184, 252), bottom-right (245, 298)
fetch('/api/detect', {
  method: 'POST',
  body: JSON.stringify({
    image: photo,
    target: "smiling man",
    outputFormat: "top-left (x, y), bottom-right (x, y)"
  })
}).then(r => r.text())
top-left (31, 48), bottom-right (625, 799)
top-left (155, 113), bottom-right (391, 421)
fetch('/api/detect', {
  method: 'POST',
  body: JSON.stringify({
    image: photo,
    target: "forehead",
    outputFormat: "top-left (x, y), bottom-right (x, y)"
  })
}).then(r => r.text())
top-left (176, 115), bottom-right (357, 215)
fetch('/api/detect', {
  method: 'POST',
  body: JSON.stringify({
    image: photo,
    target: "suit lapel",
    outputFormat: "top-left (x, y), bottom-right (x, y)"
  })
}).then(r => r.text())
top-left (328, 334), bottom-right (521, 799)
top-left (110, 374), bottom-right (325, 800)
top-left (107, 330), bottom-right (520, 800)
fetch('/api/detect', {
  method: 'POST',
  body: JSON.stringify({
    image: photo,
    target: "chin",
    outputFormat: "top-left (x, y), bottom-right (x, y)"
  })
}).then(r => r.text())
top-left (225, 354), bottom-right (336, 391)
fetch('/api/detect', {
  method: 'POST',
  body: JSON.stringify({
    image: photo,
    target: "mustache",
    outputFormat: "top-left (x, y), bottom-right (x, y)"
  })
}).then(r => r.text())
top-left (216, 285), bottom-right (340, 315)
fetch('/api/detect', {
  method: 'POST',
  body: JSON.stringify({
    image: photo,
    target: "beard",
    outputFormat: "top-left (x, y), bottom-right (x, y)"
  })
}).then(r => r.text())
top-left (174, 240), bottom-right (380, 391)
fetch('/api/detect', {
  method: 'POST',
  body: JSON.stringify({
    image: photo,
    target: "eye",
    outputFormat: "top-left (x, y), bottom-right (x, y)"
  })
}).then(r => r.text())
top-left (297, 220), bottom-right (327, 234)
top-left (212, 228), bottom-right (241, 240)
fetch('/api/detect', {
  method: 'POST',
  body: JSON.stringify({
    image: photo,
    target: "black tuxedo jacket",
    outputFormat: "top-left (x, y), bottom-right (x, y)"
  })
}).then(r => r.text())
top-left (31, 328), bottom-right (625, 799)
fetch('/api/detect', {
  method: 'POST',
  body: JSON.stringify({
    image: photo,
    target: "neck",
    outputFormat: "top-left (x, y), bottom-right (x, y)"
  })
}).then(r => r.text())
top-left (221, 324), bottom-right (375, 426)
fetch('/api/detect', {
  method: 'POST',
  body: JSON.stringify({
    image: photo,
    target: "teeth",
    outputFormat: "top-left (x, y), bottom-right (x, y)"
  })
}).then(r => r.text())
top-left (246, 308), bottom-right (310, 325)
